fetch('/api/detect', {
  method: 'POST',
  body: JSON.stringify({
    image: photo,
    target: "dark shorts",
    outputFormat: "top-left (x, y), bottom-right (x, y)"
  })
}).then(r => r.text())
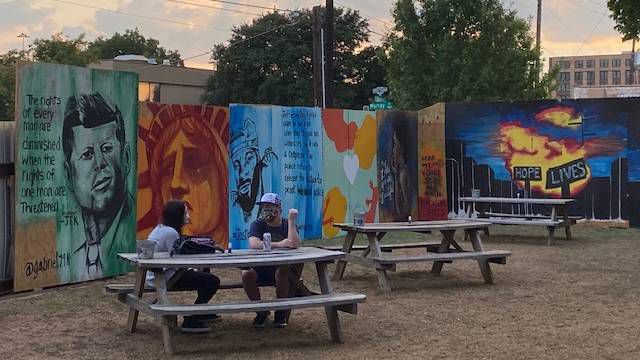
top-left (242, 266), bottom-right (287, 286)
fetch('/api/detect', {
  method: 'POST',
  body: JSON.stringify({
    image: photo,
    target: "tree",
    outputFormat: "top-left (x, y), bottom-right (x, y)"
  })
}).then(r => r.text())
top-left (88, 28), bottom-right (182, 65)
top-left (31, 33), bottom-right (96, 66)
top-left (0, 50), bottom-right (26, 120)
top-left (385, 0), bottom-right (555, 110)
top-left (202, 9), bottom-right (386, 108)
top-left (608, 0), bottom-right (640, 41)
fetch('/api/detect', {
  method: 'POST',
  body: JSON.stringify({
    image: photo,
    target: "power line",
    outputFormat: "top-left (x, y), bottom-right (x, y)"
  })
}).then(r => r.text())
top-left (49, 0), bottom-right (231, 33)
top-left (206, 0), bottom-right (295, 13)
top-left (560, 0), bottom-right (607, 15)
top-left (575, 10), bottom-right (607, 56)
top-left (335, 0), bottom-right (392, 27)
top-left (166, 0), bottom-right (262, 16)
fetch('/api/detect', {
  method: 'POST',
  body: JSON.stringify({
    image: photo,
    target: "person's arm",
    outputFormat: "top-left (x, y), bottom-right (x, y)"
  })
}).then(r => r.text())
top-left (248, 220), bottom-right (264, 249)
top-left (273, 209), bottom-right (300, 249)
top-left (287, 209), bottom-right (300, 248)
top-left (249, 236), bottom-right (263, 249)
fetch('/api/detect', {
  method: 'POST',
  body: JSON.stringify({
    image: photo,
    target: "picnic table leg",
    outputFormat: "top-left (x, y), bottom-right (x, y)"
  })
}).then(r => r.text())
top-left (333, 231), bottom-right (357, 281)
top-left (561, 205), bottom-right (572, 240)
top-left (127, 268), bottom-right (146, 333)
top-left (316, 261), bottom-right (343, 343)
top-left (154, 271), bottom-right (176, 355)
top-left (547, 226), bottom-right (555, 246)
top-left (367, 233), bottom-right (392, 293)
top-left (469, 229), bottom-right (494, 284)
top-left (432, 230), bottom-right (454, 274)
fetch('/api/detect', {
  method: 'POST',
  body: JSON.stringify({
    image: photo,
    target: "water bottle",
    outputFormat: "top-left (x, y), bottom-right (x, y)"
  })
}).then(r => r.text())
top-left (263, 232), bottom-right (272, 251)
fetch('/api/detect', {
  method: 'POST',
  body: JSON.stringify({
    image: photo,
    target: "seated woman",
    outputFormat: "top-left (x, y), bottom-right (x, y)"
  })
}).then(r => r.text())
top-left (145, 199), bottom-right (221, 333)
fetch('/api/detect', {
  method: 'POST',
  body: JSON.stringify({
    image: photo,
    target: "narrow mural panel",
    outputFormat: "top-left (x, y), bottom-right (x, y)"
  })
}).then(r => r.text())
top-left (418, 103), bottom-right (448, 220)
top-left (228, 105), bottom-right (323, 249)
top-left (322, 109), bottom-right (378, 238)
top-left (137, 104), bottom-right (229, 247)
top-left (14, 63), bottom-right (138, 291)
top-left (377, 110), bottom-right (419, 222)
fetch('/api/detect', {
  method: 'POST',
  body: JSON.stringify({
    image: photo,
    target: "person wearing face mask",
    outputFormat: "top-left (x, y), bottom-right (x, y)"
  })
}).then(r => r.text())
top-left (241, 193), bottom-right (305, 328)
top-left (145, 199), bottom-right (221, 333)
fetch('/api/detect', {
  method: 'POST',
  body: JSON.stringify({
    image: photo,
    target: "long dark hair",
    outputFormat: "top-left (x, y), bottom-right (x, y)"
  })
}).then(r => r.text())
top-left (162, 199), bottom-right (186, 234)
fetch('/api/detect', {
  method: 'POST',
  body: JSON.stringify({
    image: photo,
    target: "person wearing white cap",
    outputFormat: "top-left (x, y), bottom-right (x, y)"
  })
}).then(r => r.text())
top-left (241, 192), bottom-right (300, 328)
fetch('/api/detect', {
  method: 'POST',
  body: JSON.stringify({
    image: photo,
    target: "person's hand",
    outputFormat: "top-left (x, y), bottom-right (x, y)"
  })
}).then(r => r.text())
top-left (288, 208), bottom-right (299, 222)
top-left (278, 238), bottom-right (293, 248)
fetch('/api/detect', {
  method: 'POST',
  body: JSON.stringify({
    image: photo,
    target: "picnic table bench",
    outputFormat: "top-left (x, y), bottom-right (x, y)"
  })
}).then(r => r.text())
top-left (114, 247), bottom-right (366, 354)
top-left (332, 220), bottom-right (511, 292)
top-left (459, 197), bottom-right (579, 245)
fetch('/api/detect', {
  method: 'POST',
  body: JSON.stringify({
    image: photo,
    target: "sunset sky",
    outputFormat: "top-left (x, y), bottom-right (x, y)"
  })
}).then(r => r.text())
top-left (0, 0), bottom-right (634, 70)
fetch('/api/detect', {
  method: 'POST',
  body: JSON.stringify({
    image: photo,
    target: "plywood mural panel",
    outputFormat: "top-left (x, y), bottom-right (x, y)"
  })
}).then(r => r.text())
top-left (14, 63), bottom-right (138, 291)
top-left (377, 110), bottom-right (419, 222)
top-left (418, 103), bottom-right (448, 220)
top-left (322, 109), bottom-right (378, 238)
top-left (137, 104), bottom-right (229, 247)
top-left (228, 105), bottom-right (323, 249)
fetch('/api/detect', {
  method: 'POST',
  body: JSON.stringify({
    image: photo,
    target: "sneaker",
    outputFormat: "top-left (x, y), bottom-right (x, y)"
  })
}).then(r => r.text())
top-left (274, 310), bottom-right (288, 328)
top-left (253, 311), bottom-right (269, 328)
top-left (295, 282), bottom-right (319, 297)
top-left (181, 318), bottom-right (212, 333)
top-left (195, 314), bottom-right (222, 323)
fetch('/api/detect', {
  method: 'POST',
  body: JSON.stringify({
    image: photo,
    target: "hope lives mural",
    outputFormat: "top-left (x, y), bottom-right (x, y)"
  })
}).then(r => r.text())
top-left (322, 109), bottom-right (379, 238)
top-left (445, 98), bottom-right (640, 225)
top-left (137, 104), bottom-right (229, 247)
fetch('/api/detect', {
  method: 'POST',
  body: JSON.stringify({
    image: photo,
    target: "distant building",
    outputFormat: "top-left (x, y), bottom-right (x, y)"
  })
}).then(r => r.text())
top-left (549, 52), bottom-right (639, 99)
top-left (89, 55), bottom-right (213, 104)
top-left (572, 85), bottom-right (640, 99)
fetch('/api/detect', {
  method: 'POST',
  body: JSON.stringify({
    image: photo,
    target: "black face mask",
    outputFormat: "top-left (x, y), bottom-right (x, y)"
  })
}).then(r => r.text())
top-left (259, 208), bottom-right (277, 222)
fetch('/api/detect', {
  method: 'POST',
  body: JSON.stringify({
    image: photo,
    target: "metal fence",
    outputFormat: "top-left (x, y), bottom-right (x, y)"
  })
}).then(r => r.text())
top-left (0, 121), bottom-right (15, 284)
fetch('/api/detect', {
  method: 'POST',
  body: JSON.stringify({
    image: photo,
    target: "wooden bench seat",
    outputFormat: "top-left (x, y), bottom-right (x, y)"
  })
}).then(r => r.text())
top-left (106, 281), bottom-right (243, 295)
top-left (148, 293), bottom-right (366, 316)
top-left (374, 250), bottom-right (511, 265)
top-left (481, 218), bottom-right (568, 226)
top-left (482, 212), bottom-right (581, 223)
top-left (318, 241), bottom-right (441, 253)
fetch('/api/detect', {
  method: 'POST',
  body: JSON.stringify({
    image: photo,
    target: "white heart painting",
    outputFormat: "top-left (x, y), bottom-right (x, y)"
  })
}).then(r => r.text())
top-left (343, 154), bottom-right (360, 185)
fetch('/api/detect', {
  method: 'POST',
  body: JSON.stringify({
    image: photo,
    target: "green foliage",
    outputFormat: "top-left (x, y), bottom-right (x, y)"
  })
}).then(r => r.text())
top-left (0, 50), bottom-right (26, 120)
top-left (88, 28), bottom-right (182, 65)
top-left (202, 9), bottom-right (386, 108)
top-left (385, 0), bottom-right (555, 110)
top-left (31, 33), bottom-right (96, 66)
top-left (607, 0), bottom-right (640, 41)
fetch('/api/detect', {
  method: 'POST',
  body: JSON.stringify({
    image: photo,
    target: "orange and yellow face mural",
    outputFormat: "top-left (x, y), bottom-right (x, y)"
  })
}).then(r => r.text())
top-left (446, 99), bottom-right (635, 221)
top-left (137, 104), bottom-right (229, 246)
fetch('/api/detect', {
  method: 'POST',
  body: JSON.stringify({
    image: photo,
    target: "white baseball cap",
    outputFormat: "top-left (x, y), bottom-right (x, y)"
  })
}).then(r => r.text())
top-left (256, 192), bottom-right (282, 207)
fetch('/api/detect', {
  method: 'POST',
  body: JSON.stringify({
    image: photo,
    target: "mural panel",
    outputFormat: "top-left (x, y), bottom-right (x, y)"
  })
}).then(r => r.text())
top-left (322, 109), bottom-right (378, 238)
top-left (137, 104), bottom-right (229, 247)
top-left (377, 110), bottom-right (419, 222)
top-left (418, 103), bottom-right (448, 220)
top-left (14, 63), bottom-right (138, 291)
top-left (228, 105), bottom-right (323, 249)
top-left (445, 99), bottom-right (637, 222)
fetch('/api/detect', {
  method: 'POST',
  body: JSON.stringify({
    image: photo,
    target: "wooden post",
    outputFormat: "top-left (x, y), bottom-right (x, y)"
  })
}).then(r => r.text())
top-left (324, 0), bottom-right (335, 107)
top-left (431, 230), bottom-right (453, 275)
top-left (470, 230), bottom-right (494, 284)
top-left (333, 230), bottom-right (356, 280)
top-left (316, 261), bottom-right (343, 342)
top-left (127, 268), bottom-right (146, 333)
top-left (312, 6), bottom-right (323, 107)
top-left (154, 271), bottom-right (176, 355)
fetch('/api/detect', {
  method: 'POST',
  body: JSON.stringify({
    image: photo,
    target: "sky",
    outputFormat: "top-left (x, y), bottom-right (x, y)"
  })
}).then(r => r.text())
top-left (0, 0), bottom-right (634, 70)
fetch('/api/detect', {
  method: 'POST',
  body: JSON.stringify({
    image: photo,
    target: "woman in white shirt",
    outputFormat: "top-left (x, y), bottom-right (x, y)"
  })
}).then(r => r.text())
top-left (146, 199), bottom-right (220, 333)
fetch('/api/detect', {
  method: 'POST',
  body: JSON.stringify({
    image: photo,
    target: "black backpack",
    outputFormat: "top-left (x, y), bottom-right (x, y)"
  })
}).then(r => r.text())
top-left (171, 235), bottom-right (224, 257)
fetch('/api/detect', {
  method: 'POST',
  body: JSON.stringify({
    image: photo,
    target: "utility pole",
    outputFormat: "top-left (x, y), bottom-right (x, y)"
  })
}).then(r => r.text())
top-left (312, 6), bottom-right (324, 107)
top-left (17, 32), bottom-right (29, 54)
top-left (632, 38), bottom-right (636, 84)
top-left (324, 0), bottom-right (335, 108)
top-left (535, 0), bottom-right (542, 82)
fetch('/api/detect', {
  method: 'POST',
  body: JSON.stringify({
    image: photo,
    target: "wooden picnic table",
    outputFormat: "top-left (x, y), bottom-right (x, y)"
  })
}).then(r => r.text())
top-left (332, 220), bottom-right (511, 293)
top-left (459, 197), bottom-right (578, 245)
top-left (117, 247), bottom-right (366, 354)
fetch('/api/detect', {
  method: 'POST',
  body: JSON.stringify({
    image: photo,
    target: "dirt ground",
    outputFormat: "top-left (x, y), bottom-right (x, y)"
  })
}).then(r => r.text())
top-left (1, 223), bottom-right (639, 360)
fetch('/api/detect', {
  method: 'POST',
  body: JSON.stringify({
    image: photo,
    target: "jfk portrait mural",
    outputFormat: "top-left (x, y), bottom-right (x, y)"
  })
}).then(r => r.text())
top-left (15, 63), bottom-right (138, 291)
